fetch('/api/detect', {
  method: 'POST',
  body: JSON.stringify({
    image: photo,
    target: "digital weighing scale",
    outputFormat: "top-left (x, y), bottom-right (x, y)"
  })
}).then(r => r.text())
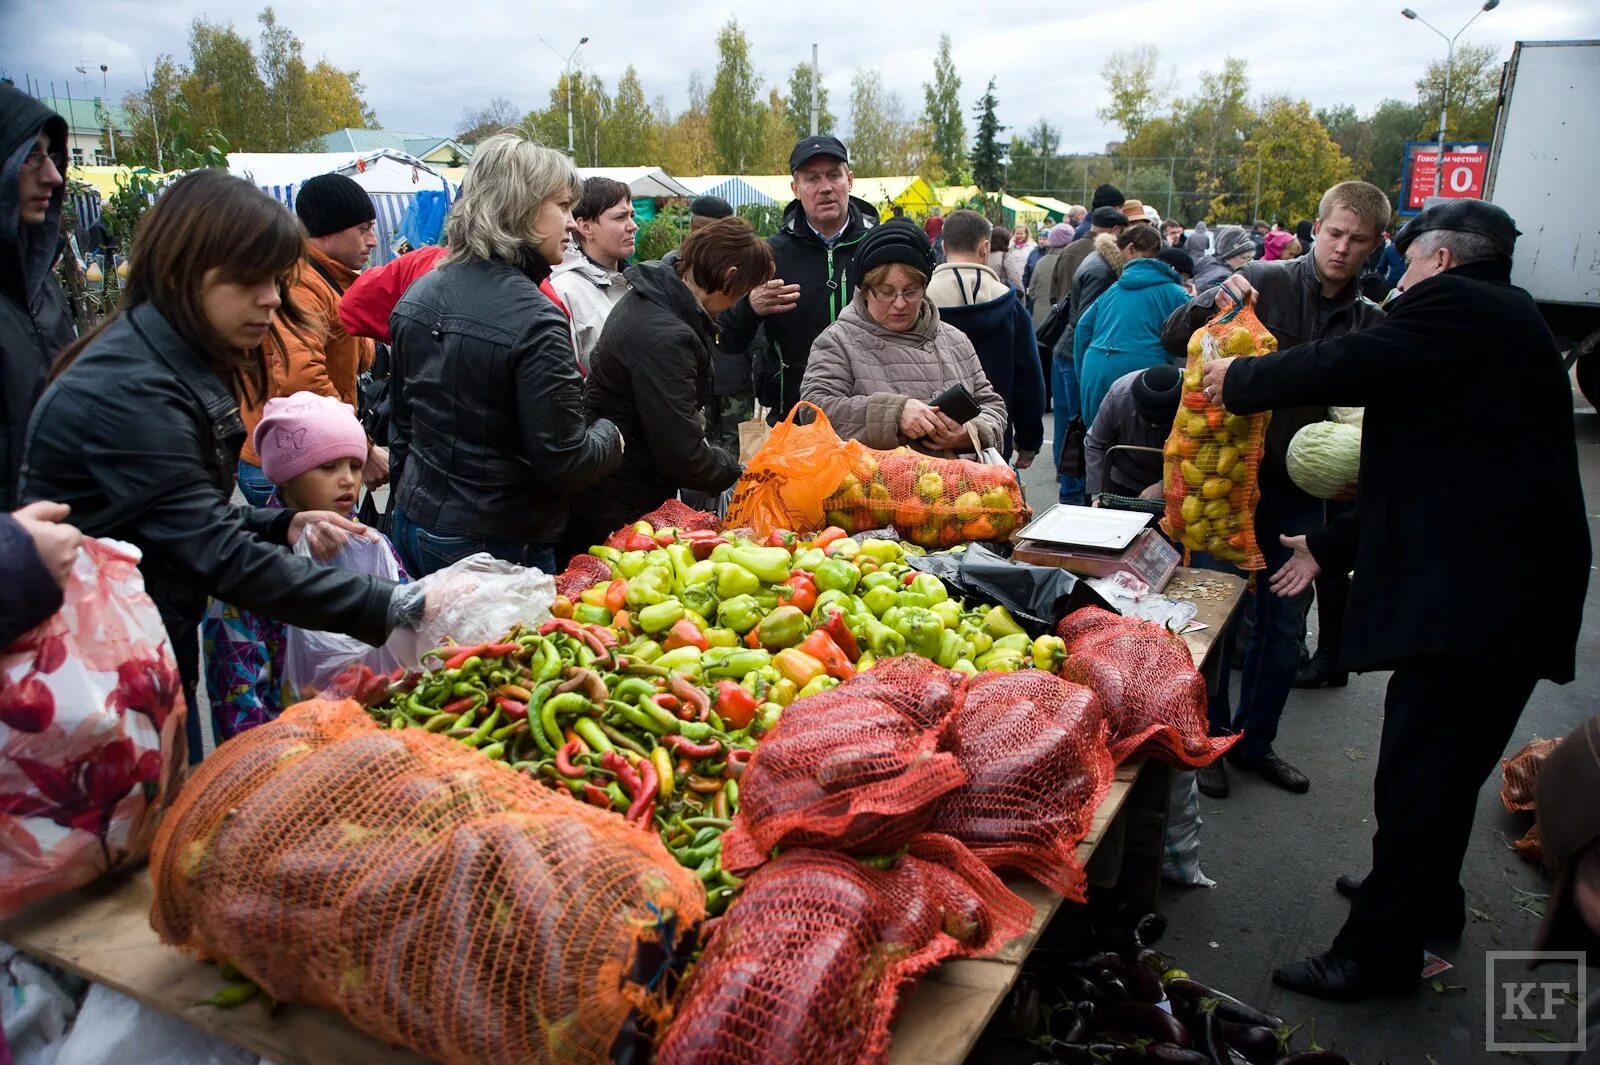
top-left (1011, 504), bottom-right (1180, 591)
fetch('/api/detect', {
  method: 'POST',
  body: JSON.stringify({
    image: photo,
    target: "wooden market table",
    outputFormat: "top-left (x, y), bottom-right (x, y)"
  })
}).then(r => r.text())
top-left (0, 566), bottom-right (1248, 1065)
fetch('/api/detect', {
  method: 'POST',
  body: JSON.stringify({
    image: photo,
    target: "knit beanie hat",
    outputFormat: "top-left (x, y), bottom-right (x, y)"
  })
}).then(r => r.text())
top-left (1091, 183), bottom-right (1125, 210)
top-left (1131, 364), bottom-right (1182, 425)
top-left (1047, 224), bottom-right (1076, 248)
top-left (1213, 225), bottom-right (1255, 260)
top-left (850, 220), bottom-right (935, 289)
top-left (1156, 247), bottom-right (1195, 278)
top-left (253, 392), bottom-right (369, 485)
top-left (295, 173), bottom-right (376, 238)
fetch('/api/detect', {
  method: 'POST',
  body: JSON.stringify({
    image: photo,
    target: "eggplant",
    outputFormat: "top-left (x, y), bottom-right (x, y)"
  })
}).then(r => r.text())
top-left (1047, 1003), bottom-right (1089, 1043)
top-left (1120, 963), bottom-right (1167, 1004)
top-left (1146, 1048), bottom-right (1216, 1065)
top-left (1001, 976), bottom-right (1047, 1038)
top-left (1272, 1055), bottom-right (1351, 1065)
top-left (1089, 1001), bottom-right (1193, 1048)
top-left (1042, 1043), bottom-right (1130, 1064)
top-left (1132, 911), bottom-right (1168, 948)
top-left (1061, 974), bottom-right (1108, 1006)
top-left (1094, 969), bottom-right (1132, 1002)
top-left (1218, 1022), bottom-right (1282, 1064)
top-left (1165, 979), bottom-right (1284, 1029)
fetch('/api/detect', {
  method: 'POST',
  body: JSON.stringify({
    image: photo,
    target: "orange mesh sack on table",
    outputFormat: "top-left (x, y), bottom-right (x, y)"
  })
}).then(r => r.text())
top-left (1057, 608), bottom-right (1237, 767)
top-left (1501, 737), bottom-right (1561, 812)
top-left (554, 552), bottom-right (613, 601)
top-left (719, 662), bottom-right (965, 875)
top-left (148, 700), bottom-right (704, 1065)
top-left (930, 670), bottom-right (1116, 901)
top-left (657, 834), bottom-right (1031, 1065)
top-left (725, 402), bottom-right (864, 540)
top-left (1159, 301), bottom-right (1274, 570)
top-left (821, 448), bottom-right (1030, 547)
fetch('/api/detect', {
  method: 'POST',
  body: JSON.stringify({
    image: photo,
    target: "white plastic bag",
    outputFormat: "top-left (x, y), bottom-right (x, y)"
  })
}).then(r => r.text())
top-left (1161, 770), bottom-right (1216, 888)
top-left (53, 984), bottom-right (263, 1065)
top-left (384, 552), bottom-right (557, 670)
top-left (282, 530), bottom-right (403, 696)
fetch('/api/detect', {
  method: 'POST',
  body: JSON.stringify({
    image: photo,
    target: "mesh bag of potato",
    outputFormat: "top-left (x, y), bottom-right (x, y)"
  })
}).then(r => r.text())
top-left (148, 700), bottom-right (704, 1065)
top-left (1159, 301), bottom-right (1275, 570)
top-left (819, 448), bottom-right (1030, 547)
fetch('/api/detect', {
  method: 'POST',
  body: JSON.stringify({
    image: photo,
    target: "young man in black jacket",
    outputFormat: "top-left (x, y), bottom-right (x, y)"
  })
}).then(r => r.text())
top-left (717, 136), bottom-right (877, 423)
top-left (1201, 199), bottom-right (1590, 1002)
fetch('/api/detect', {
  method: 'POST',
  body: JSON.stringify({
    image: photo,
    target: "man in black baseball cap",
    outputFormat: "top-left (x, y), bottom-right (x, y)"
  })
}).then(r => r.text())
top-left (1201, 197), bottom-right (1590, 1002)
top-left (717, 134), bottom-right (879, 422)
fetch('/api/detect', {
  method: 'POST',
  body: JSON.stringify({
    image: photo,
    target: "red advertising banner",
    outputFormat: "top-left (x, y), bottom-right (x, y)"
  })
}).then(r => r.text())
top-left (1403, 143), bottom-right (1489, 211)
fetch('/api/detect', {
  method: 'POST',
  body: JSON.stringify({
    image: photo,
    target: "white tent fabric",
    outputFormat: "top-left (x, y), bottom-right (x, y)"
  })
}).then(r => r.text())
top-left (577, 166), bottom-right (694, 199)
top-left (678, 176), bottom-right (777, 209)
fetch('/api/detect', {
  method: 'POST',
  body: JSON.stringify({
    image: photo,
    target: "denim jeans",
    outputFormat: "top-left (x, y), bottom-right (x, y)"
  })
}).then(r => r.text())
top-left (1206, 491), bottom-right (1322, 757)
top-left (390, 508), bottom-right (557, 578)
top-left (236, 460), bottom-right (275, 507)
top-left (1051, 351), bottom-right (1085, 504)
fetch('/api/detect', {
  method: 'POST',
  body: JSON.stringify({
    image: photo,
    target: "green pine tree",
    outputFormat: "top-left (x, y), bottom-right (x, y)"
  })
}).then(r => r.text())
top-left (970, 78), bottom-right (1005, 192)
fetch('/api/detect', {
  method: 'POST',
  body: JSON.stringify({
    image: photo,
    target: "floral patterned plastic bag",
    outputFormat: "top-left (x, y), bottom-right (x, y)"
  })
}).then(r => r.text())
top-left (0, 537), bottom-right (186, 918)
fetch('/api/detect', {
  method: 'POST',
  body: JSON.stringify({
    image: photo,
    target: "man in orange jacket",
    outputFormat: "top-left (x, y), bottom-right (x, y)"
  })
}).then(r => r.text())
top-left (238, 173), bottom-right (381, 505)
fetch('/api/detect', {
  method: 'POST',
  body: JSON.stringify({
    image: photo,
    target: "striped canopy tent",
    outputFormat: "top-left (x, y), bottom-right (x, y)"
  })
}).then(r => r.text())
top-left (851, 176), bottom-right (940, 221)
top-left (1023, 195), bottom-right (1076, 223)
top-left (578, 167), bottom-right (696, 199)
top-left (678, 175), bottom-right (777, 210)
top-left (729, 175), bottom-right (800, 206)
top-left (228, 151), bottom-right (458, 266)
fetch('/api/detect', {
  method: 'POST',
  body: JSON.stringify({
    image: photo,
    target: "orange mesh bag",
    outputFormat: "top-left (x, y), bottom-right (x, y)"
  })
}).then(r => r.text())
top-left (1501, 738), bottom-right (1561, 812)
top-left (1056, 608), bottom-right (1237, 767)
top-left (603, 500), bottom-right (721, 550)
top-left (725, 402), bottom-right (865, 539)
top-left (821, 448), bottom-right (1031, 547)
top-left (1159, 300), bottom-right (1275, 570)
top-left (149, 700), bottom-right (704, 1065)
top-left (1514, 822), bottom-right (1543, 865)
top-left (929, 670), bottom-right (1116, 900)
top-left (719, 662), bottom-right (966, 875)
top-left (656, 834), bottom-right (1031, 1065)
top-left (554, 552), bottom-right (613, 600)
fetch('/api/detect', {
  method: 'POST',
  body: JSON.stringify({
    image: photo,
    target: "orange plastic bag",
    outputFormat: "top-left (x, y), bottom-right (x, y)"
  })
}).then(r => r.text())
top-left (820, 449), bottom-right (1030, 547)
top-left (1159, 300), bottom-right (1274, 570)
top-left (725, 402), bottom-right (863, 539)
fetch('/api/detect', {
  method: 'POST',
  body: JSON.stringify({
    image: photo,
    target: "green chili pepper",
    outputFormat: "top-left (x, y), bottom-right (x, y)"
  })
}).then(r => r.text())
top-left (571, 716), bottom-right (614, 753)
top-left (524, 680), bottom-right (560, 756)
top-left (681, 582), bottom-right (720, 620)
top-left (462, 706), bottom-right (503, 747)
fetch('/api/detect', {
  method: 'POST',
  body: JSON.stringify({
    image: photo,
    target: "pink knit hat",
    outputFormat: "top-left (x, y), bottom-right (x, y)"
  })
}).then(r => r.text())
top-left (253, 392), bottom-right (368, 485)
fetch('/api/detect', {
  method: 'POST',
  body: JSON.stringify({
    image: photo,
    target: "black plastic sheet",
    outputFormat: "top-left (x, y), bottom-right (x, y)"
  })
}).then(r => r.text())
top-left (908, 544), bottom-right (1113, 637)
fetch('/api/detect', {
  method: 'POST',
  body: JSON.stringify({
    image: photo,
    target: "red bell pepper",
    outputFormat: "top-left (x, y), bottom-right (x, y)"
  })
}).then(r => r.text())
top-left (779, 572), bottom-right (818, 614)
top-left (764, 529), bottom-right (797, 549)
top-left (800, 629), bottom-right (856, 681)
top-left (818, 606), bottom-right (861, 661)
top-left (662, 617), bottom-right (709, 652)
top-left (714, 680), bottom-right (759, 730)
top-left (623, 532), bottom-right (658, 552)
top-left (811, 525), bottom-right (847, 550)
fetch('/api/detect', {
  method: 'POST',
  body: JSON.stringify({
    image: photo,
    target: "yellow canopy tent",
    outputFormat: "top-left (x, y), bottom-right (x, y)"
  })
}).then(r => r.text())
top-left (851, 176), bottom-right (940, 221)
top-left (66, 165), bottom-right (177, 199)
top-left (939, 184), bottom-right (983, 211)
top-left (1024, 195), bottom-right (1076, 223)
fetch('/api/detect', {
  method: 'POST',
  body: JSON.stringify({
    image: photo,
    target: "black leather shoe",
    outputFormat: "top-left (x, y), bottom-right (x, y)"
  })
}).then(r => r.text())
top-left (1272, 950), bottom-right (1418, 1002)
top-left (1333, 874), bottom-right (1466, 941)
top-left (1196, 761), bottom-right (1229, 798)
top-left (1293, 654), bottom-right (1349, 689)
top-left (1226, 749), bottom-right (1310, 793)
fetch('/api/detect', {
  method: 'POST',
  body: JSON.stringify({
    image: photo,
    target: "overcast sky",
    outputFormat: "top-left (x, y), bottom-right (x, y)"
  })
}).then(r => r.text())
top-left (5, 0), bottom-right (1598, 156)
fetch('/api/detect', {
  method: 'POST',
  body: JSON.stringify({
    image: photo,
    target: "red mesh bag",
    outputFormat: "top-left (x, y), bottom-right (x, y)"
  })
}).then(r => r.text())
top-left (1057, 608), bottom-right (1236, 767)
top-left (554, 552), bottom-right (612, 600)
top-left (605, 500), bottom-right (721, 549)
top-left (1501, 738), bottom-right (1561, 812)
top-left (657, 834), bottom-right (1031, 1065)
top-left (149, 700), bottom-right (704, 1065)
top-left (840, 654), bottom-right (966, 731)
top-left (822, 448), bottom-right (1031, 547)
top-left (720, 662), bottom-right (966, 874)
top-left (930, 670), bottom-right (1115, 900)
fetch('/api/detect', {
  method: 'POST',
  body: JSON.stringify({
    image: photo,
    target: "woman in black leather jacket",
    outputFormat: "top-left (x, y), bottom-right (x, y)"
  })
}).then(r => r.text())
top-left (21, 170), bottom-right (423, 761)
top-left (388, 134), bottom-right (624, 576)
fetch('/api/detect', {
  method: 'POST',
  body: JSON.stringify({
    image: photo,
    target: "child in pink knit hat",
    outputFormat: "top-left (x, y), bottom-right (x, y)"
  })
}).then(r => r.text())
top-left (203, 393), bottom-right (406, 743)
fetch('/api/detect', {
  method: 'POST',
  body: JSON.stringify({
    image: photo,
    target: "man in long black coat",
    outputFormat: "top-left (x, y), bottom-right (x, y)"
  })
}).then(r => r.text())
top-left (1201, 200), bottom-right (1591, 1001)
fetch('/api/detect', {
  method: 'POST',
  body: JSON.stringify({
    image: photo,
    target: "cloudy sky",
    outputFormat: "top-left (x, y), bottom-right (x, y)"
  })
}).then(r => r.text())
top-left (5, 0), bottom-right (1597, 154)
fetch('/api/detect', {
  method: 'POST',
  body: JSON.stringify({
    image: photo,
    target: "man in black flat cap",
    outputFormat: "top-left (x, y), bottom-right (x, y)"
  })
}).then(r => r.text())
top-left (1202, 198), bottom-right (1592, 1001)
top-left (717, 136), bottom-right (878, 423)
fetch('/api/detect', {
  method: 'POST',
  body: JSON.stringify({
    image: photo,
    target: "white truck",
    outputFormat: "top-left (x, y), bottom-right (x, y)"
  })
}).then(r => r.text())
top-left (1483, 39), bottom-right (1600, 406)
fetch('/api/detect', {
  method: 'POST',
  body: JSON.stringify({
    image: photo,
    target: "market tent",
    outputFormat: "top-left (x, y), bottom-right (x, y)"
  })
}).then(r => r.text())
top-left (852, 176), bottom-right (940, 220)
top-left (578, 167), bottom-right (695, 199)
top-left (731, 175), bottom-right (800, 205)
top-left (679, 175), bottom-right (777, 209)
top-left (1001, 196), bottom-right (1048, 229)
top-left (1024, 195), bottom-right (1076, 223)
top-left (939, 184), bottom-right (984, 211)
top-left (66, 165), bottom-right (178, 199)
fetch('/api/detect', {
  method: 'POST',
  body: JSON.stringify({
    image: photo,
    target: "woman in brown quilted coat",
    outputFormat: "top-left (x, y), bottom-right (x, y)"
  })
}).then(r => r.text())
top-left (800, 221), bottom-right (1008, 457)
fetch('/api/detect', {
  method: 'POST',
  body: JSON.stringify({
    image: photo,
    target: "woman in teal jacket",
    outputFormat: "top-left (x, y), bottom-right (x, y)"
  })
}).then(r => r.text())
top-left (1073, 224), bottom-right (1191, 428)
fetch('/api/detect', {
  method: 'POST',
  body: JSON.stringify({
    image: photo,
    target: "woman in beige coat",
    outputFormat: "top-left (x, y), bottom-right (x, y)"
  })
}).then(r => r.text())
top-left (800, 221), bottom-right (1008, 456)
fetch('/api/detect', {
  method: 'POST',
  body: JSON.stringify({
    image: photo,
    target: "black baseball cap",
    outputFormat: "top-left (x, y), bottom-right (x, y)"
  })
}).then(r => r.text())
top-left (789, 135), bottom-right (850, 173)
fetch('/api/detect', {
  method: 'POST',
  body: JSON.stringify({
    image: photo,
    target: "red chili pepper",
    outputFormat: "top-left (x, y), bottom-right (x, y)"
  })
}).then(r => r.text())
top-left (583, 623), bottom-right (619, 649)
top-left (663, 734), bottom-right (721, 759)
top-left (604, 579), bottom-right (628, 614)
top-left (779, 572), bottom-right (818, 613)
top-left (652, 693), bottom-right (680, 711)
top-left (442, 643), bottom-right (489, 670)
top-left (628, 800), bottom-right (654, 827)
top-left (819, 607), bottom-right (861, 661)
top-left (669, 674), bottom-right (711, 721)
top-left (725, 747), bottom-right (754, 778)
top-left (714, 680), bottom-right (759, 730)
top-left (800, 628), bottom-right (857, 681)
top-left (556, 667), bottom-right (608, 703)
top-left (555, 739), bottom-right (586, 778)
top-left (540, 619), bottom-right (614, 666)
top-left (483, 642), bottom-right (521, 657)
top-left (626, 757), bottom-right (658, 822)
top-left (440, 695), bottom-right (478, 716)
top-left (492, 694), bottom-right (528, 720)
top-left (811, 525), bottom-right (847, 549)
top-left (604, 752), bottom-right (642, 796)
top-left (903, 571), bottom-right (917, 585)
top-left (582, 783), bottom-right (612, 809)
top-left (662, 617), bottom-right (709, 653)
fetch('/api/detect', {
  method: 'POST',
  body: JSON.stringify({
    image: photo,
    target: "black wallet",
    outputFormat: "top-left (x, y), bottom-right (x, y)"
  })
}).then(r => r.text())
top-left (930, 383), bottom-right (982, 424)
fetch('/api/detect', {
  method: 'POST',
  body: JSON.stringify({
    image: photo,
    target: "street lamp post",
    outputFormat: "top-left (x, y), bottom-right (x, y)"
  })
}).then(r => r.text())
top-left (539, 36), bottom-right (590, 157)
top-left (1401, 0), bottom-right (1500, 198)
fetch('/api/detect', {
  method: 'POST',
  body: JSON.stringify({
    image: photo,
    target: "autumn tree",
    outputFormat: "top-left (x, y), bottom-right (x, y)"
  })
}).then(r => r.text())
top-left (848, 70), bottom-right (900, 176)
top-left (922, 33), bottom-right (965, 184)
top-left (603, 67), bottom-right (657, 165)
top-left (757, 87), bottom-right (795, 172)
top-left (1097, 47), bottom-right (1167, 144)
top-left (969, 78), bottom-right (1004, 192)
top-left (524, 73), bottom-right (607, 163)
top-left (785, 61), bottom-right (834, 139)
top-left (658, 72), bottom-right (715, 177)
top-left (1365, 98), bottom-right (1428, 199)
top-left (181, 18), bottom-right (268, 150)
top-left (708, 19), bottom-right (763, 172)
top-left (1415, 41), bottom-right (1503, 142)
top-left (455, 96), bottom-right (521, 145)
top-left (117, 54), bottom-right (185, 169)
top-left (1225, 97), bottom-right (1352, 224)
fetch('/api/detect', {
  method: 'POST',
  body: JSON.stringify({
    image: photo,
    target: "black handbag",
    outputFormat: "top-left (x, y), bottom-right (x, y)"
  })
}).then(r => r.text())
top-left (1059, 415), bottom-right (1087, 477)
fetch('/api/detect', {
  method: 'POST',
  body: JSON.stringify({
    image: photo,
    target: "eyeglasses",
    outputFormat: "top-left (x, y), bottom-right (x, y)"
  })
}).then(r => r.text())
top-left (867, 284), bottom-right (924, 305)
top-left (22, 149), bottom-right (65, 174)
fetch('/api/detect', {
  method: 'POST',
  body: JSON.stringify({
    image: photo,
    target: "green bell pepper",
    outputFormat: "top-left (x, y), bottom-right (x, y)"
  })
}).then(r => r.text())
top-left (638, 597), bottom-right (686, 634)
top-left (573, 603), bottom-right (613, 626)
top-left (716, 594), bottom-right (764, 634)
top-left (645, 547), bottom-right (673, 571)
top-left (930, 599), bottom-right (963, 629)
top-left (813, 557), bottom-right (861, 594)
top-left (824, 537), bottom-right (859, 560)
top-left (859, 570), bottom-right (901, 592)
top-left (975, 648), bottom-right (1025, 672)
top-left (709, 542), bottom-right (734, 564)
top-left (951, 658), bottom-right (979, 677)
top-left (756, 701), bottom-right (783, 733)
top-left (992, 632), bottom-right (1031, 654)
top-left (855, 613), bottom-right (906, 657)
top-left (983, 605), bottom-right (1026, 638)
top-left (1031, 635), bottom-right (1068, 673)
top-left (906, 573), bottom-right (948, 605)
top-left (681, 581), bottom-right (720, 620)
top-left (861, 584), bottom-right (898, 618)
top-left (857, 538), bottom-right (903, 565)
top-left (811, 589), bottom-right (852, 621)
top-left (654, 644), bottom-right (704, 675)
top-left (891, 607), bottom-right (945, 659)
top-left (617, 550), bottom-right (650, 579)
top-left (587, 545), bottom-right (623, 569)
top-left (704, 627), bottom-right (739, 649)
top-left (666, 542), bottom-right (699, 590)
top-left (715, 562), bottom-right (762, 599)
top-left (895, 590), bottom-right (934, 611)
top-left (790, 547), bottom-right (826, 573)
top-left (625, 566), bottom-right (673, 608)
top-left (935, 628), bottom-right (974, 669)
top-left (959, 622), bottom-right (994, 657)
top-left (769, 678), bottom-right (799, 706)
top-left (728, 544), bottom-right (793, 585)
top-left (797, 674), bottom-right (840, 699)
top-left (685, 559), bottom-right (717, 589)
top-left (627, 639), bottom-right (663, 663)
top-left (754, 605), bottom-right (809, 650)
